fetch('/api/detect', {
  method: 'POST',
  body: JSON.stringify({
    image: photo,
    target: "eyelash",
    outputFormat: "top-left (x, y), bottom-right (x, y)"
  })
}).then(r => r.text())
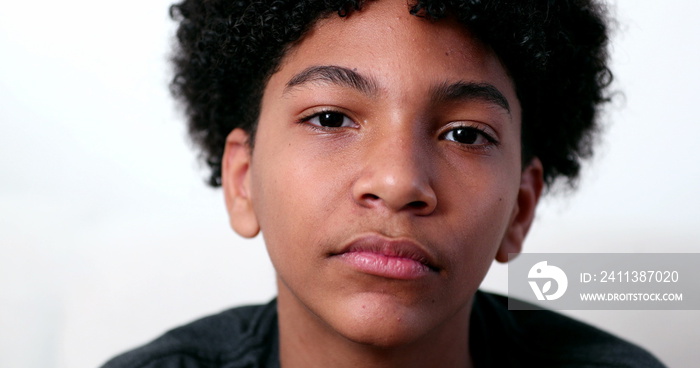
top-left (297, 109), bottom-right (358, 130)
top-left (440, 124), bottom-right (500, 147)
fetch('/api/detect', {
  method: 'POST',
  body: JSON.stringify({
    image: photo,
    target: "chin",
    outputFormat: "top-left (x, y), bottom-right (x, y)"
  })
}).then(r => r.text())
top-left (339, 321), bottom-right (425, 349)
top-left (327, 292), bottom-right (444, 348)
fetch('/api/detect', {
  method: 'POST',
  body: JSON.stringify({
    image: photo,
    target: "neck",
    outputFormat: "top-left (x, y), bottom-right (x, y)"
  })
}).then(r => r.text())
top-left (276, 281), bottom-right (473, 368)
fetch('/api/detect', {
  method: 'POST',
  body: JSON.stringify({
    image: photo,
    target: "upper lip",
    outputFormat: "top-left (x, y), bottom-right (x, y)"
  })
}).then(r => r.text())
top-left (334, 234), bottom-right (440, 271)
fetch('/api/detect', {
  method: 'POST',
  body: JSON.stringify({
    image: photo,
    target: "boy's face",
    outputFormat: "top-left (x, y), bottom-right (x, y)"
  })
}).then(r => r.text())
top-left (223, 0), bottom-right (542, 347)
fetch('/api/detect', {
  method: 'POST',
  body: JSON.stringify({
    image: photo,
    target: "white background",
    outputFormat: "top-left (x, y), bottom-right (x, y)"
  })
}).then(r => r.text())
top-left (1, 1), bottom-right (698, 367)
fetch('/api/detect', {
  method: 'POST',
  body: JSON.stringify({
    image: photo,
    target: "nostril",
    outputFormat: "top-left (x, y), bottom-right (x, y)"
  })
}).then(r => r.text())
top-left (362, 194), bottom-right (380, 201)
top-left (407, 201), bottom-right (428, 210)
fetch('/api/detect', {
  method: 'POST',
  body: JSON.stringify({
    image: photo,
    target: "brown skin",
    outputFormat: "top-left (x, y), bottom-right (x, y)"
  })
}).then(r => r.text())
top-left (222, 0), bottom-right (543, 367)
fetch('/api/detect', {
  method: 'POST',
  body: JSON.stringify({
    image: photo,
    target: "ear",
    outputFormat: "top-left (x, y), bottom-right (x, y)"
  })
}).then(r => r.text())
top-left (495, 158), bottom-right (544, 263)
top-left (222, 128), bottom-right (260, 238)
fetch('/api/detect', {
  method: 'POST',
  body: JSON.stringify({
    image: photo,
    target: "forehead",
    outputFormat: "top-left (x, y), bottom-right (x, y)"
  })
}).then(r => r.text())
top-left (267, 0), bottom-right (519, 117)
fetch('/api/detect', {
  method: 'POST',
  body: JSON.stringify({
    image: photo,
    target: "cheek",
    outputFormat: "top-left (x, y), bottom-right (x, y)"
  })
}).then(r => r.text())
top-left (435, 161), bottom-right (520, 264)
top-left (250, 140), bottom-right (351, 256)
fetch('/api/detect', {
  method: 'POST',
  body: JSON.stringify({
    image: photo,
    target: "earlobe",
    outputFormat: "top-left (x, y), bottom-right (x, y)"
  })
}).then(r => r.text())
top-left (222, 128), bottom-right (260, 238)
top-left (495, 158), bottom-right (544, 263)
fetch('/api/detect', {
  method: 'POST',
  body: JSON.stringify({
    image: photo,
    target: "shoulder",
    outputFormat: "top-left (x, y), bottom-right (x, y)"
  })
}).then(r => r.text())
top-left (471, 291), bottom-right (666, 368)
top-left (100, 300), bottom-right (279, 368)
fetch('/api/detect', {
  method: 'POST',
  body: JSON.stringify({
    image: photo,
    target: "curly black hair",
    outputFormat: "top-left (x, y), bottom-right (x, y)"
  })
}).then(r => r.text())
top-left (169, 0), bottom-right (612, 189)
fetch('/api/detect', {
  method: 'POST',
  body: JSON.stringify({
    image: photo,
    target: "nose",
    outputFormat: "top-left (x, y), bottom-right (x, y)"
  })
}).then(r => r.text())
top-left (352, 134), bottom-right (437, 215)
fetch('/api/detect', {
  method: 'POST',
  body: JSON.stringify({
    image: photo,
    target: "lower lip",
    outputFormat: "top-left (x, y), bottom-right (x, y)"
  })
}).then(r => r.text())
top-left (337, 251), bottom-right (433, 280)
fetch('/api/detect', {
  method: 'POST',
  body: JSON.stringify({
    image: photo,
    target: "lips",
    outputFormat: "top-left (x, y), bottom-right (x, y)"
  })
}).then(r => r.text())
top-left (333, 235), bottom-right (439, 280)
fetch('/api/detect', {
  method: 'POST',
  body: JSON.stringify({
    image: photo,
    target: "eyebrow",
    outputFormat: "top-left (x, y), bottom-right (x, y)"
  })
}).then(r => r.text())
top-left (284, 65), bottom-right (510, 114)
top-left (285, 65), bottom-right (379, 96)
top-left (431, 81), bottom-right (511, 113)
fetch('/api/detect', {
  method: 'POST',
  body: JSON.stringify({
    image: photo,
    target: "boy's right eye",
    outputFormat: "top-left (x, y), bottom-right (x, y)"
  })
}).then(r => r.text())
top-left (302, 111), bottom-right (357, 128)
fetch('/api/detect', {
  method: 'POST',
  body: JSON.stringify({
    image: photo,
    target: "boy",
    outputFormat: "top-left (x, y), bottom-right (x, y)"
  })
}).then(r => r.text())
top-left (103, 0), bottom-right (665, 366)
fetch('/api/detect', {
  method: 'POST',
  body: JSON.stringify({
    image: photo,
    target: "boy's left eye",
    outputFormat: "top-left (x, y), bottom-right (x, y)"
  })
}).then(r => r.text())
top-left (304, 111), bottom-right (356, 128)
top-left (442, 126), bottom-right (497, 146)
